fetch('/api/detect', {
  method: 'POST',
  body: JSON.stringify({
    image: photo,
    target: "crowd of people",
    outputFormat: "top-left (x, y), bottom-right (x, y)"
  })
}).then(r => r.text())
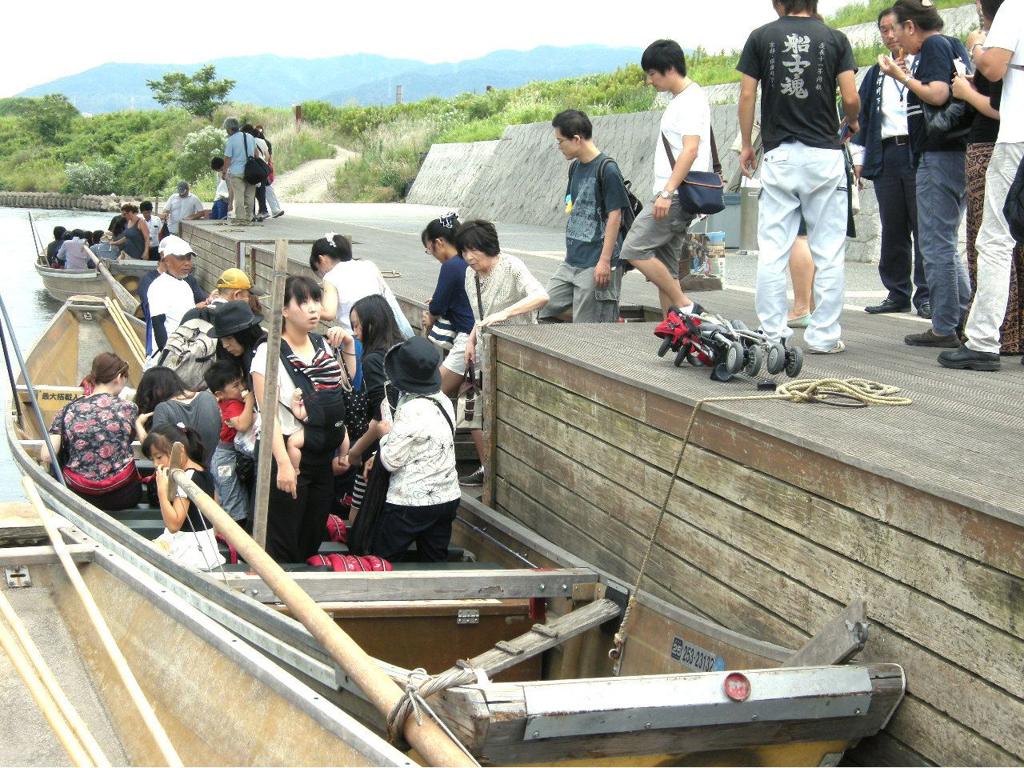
top-left (35, 0), bottom-right (1022, 571)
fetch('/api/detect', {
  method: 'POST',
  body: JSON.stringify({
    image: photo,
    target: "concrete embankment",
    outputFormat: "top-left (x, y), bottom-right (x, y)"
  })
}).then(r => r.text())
top-left (0, 192), bottom-right (139, 212)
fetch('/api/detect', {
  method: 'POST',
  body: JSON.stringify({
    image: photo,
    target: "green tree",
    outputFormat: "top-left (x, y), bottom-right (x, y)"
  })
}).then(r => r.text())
top-left (0, 94), bottom-right (78, 143)
top-left (146, 65), bottom-right (235, 119)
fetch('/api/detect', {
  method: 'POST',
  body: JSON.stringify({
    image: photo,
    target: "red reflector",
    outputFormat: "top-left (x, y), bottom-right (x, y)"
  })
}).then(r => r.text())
top-left (724, 672), bottom-right (751, 702)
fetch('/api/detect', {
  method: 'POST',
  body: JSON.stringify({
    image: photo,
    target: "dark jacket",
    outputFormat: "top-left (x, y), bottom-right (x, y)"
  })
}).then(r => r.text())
top-left (852, 64), bottom-right (887, 181)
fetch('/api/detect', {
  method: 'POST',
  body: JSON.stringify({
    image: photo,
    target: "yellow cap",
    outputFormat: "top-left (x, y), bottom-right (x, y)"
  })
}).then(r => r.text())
top-left (216, 268), bottom-right (252, 290)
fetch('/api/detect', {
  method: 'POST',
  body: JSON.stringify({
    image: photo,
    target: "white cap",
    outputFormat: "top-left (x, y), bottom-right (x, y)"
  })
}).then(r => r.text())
top-left (158, 235), bottom-right (194, 258)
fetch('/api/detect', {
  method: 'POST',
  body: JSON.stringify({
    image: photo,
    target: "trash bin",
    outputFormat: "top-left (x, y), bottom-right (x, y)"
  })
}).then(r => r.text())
top-left (740, 187), bottom-right (760, 253)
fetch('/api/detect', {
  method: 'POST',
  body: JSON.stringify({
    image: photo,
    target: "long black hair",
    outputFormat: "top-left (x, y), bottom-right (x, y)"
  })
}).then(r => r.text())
top-left (135, 367), bottom-right (189, 414)
top-left (216, 322), bottom-right (267, 379)
top-left (143, 423), bottom-right (205, 466)
top-left (351, 294), bottom-right (402, 354)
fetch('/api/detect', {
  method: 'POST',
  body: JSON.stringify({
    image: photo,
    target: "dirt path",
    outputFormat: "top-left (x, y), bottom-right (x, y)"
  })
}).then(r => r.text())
top-left (273, 145), bottom-right (357, 203)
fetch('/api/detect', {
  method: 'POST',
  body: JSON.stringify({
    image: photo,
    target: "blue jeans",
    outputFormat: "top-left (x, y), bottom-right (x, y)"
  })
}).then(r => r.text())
top-left (211, 443), bottom-right (249, 523)
top-left (916, 152), bottom-right (970, 336)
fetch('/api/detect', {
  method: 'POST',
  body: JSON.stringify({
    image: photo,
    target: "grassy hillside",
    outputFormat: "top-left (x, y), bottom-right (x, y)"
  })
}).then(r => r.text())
top-left (826, 0), bottom-right (967, 27)
top-left (0, 96), bottom-right (334, 201)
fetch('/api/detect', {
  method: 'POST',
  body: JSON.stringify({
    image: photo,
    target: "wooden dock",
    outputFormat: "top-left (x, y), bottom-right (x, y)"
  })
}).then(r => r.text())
top-left (181, 215), bottom-right (1024, 766)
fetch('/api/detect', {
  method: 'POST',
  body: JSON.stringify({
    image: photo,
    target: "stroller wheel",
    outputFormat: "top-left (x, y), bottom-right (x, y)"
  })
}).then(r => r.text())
top-left (766, 342), bottom-right (787, 375)
top-left (785, 345), bottom-right (804, 378)
top-left (725, 341), bottom-right (745, 374)
top-left (674, 346), bottom-right (689, 367)
top-left (657, 337), bottom-right (673, 357)
top-left (744, 343), bottom-right (764, 377)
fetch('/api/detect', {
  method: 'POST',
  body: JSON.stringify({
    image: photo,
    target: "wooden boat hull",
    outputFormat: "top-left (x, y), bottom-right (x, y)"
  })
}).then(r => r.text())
top-left (0, 509), bottom-right (411, 766)
top-left (5, 296), bottom-right (907, 766)
top-left (34, 259), bottom-right (150, 306)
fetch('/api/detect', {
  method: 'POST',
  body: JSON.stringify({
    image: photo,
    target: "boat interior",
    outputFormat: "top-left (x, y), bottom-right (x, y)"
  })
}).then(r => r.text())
top-left (6, 297), bottom-right (907, 765)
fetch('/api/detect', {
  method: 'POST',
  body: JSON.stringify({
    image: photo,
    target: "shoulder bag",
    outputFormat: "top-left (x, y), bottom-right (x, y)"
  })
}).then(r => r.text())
top-left (919, 37), bottom-right (974, 144)
top-left (662, 127), bottom-right (725, 216)
top-left (242, 133), bottom-right (271, 186)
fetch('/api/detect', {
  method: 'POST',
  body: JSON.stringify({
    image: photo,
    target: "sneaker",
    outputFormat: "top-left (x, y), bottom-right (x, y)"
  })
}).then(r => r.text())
top-left (272, 210), bottom-right (285, 218)
top-left (255, 213), bottom-right (268, 222)
top-left (459, 466), bottom-right (485, 487)
top-left (808, 339), bottom-right (845, 354)
top-left (904, 329), bottom-right (959, 348)
top-left (937, 345), bottom-right (1000, 371)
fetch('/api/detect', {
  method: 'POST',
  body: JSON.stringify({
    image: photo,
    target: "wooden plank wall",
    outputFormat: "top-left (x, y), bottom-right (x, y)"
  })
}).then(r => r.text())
top-left (492, 339), bottom-right (1024, 767)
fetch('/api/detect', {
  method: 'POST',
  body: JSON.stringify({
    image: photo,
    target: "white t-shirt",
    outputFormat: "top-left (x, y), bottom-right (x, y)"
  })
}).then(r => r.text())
top-left (147, 273), bottom-right (194, 342)
top-left (250, 341), bottom-right (309, 436)
top-left (163, 193), bottom-right (205, 235)
top-left (141, 214), bottom-right (161, 247)
top-left (986, 0), bottom-right (1024, 144)
top-left (654, 82), bottom-right (713, 195)
top-left (323, 260), bottom-right (388, 333)
top-left (215, 179), bottom-right (229, 200)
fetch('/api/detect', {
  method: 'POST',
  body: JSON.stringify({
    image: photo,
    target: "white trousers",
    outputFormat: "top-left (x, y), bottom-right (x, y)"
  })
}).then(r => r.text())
top-left (964, 142), bottom-right (1024, 354)
top-left (756, 142), bottom-right (848, 350)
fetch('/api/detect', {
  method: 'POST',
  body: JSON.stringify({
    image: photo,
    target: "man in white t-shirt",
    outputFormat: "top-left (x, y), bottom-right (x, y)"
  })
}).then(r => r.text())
top-left (148, 235), bottom-right (199, 352)
top-left (162, 182), bottom-right (205, 236)
top-left (941, 0), bottom-right (1024, 371)
top-left (620, 39), bottom-right (713, 318)
top-left (139, 201), bottom-right (162, 259)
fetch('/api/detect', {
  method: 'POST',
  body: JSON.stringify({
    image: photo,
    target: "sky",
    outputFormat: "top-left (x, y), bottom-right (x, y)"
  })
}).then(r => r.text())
top-left (2, 0), bottom-right (852, 98)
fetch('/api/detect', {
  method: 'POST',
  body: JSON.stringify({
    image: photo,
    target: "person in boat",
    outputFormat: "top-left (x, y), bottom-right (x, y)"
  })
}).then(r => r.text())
top-left (216, 268), bottom-right (263, 315)
top-left (203, 360), bottom-right (256, 527)
top-left (210, 300), bottom-right (267, 382)
top-left (374, 336), bottom-right (459, 562)
top-left (45, 226), bottom-right (67, 267)
top-left (139, 201), bottom-right (162, 260)
top-left (162, 182), bottom-right (205, 237)
top-left (146, 422), bottom-right (225, 571)
top-left (40, 352), bottom-right (141, 511)
top-left (111, 204), bottom-right (148, 260)
top-left (455, 219), bottom-right (549, 487)
top-left (135, 366), bottom-right (220, 468)
top-left (421, 213), bottom-right (475, 391)
top-left (309, 234), bottom-right (414, 337)
top-left (144, 235), bottom-right (207, 354)
top-left (339, 294), bottom-right (404, 516)
top-left (55, 229), bottom-right (97, 270)
top-left (251, 276), bottom-right (348, 563)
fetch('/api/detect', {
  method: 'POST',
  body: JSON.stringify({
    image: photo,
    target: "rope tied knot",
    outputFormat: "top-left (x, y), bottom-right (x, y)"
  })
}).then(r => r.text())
top-left (386, 667), bottom-right (430, 744)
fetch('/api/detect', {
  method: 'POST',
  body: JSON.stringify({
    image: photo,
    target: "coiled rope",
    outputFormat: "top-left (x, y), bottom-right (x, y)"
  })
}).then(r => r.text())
top-left (608, 378), bottom-right (912, 666)
top-left (386, 667), bottom-right (480, 764)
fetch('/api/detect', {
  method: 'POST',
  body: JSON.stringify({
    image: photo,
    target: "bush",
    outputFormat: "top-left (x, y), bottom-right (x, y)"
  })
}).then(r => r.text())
top-left (65, 159), bottom-right (118, 195)
top-left (177, 125), bottom-right (226, 184)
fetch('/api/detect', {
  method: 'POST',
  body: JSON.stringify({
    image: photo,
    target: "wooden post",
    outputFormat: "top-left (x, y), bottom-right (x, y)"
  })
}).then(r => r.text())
top-left (21, 477), bottom-right (183, 768)
top-left (252, 240), bottom-right (290, 549)
top-left (164, 444), bottom-right (476, 767)
top-left (482, 332), bottom-right (498, 507)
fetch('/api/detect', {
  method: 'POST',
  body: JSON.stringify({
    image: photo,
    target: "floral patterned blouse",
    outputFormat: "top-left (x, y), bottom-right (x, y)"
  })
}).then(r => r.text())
top-left (49, 393), bottom-right (138, 481)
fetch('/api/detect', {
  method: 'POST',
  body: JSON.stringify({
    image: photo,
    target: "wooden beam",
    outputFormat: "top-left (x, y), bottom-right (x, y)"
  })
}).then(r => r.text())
top-left (224, 568), bottom-right (599, 604)
top-left (252, 239), bottom-right (289, 549)
top-left (784, 600), bottom-right (868, 667)
top-left (0, 543), bottom-right (95, 566)
top-left (464, 598), bottom-right (620, 679)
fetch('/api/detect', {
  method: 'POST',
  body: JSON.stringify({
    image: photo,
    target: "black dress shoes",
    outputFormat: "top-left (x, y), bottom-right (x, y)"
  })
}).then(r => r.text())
top-left (938, 345), bottom-right (1001, 371)
top-left (865, 298), bottom-right (911, 314)
top-left (917, 301), bottom-right (932, 319)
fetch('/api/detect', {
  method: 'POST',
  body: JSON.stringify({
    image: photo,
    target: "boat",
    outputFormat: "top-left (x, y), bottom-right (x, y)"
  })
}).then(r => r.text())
top-left (34, 251), bottom-right (151, 307)
top-left (0, 501), bottom-right (412, 766)
top-left (4, 295), bottom-right (907, 766)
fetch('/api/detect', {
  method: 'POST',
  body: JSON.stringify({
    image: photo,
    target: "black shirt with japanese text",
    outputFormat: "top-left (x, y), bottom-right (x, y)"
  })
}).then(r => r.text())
top-left (737, 16), bottom-right (857, 152)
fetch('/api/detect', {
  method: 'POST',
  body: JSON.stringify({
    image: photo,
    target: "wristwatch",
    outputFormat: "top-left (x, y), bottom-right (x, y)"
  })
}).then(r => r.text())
top-left (657, 190), bottom-right (673, 200)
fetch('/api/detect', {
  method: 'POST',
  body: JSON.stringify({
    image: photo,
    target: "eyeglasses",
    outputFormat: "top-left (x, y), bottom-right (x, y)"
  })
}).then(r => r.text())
top-left (556, 136), bottom-right (575, 146)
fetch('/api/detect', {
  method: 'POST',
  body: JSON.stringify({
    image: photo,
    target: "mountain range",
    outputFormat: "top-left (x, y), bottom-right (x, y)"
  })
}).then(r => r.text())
top-left (19, 46), bottom-right (643, 114)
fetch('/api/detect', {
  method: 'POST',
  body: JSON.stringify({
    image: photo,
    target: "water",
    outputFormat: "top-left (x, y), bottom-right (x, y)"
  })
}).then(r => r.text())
top-left (0, 207), bottom-right (116, 502)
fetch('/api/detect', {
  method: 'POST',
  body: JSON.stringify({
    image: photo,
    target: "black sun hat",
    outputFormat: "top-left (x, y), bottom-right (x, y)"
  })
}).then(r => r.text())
top-left (384, 336), bottom-right (442, 395)
top-left (207, 301), bottom-right (263, 339)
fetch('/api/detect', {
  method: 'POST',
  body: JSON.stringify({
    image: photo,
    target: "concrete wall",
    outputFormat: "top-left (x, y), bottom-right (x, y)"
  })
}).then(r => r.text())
top-left (407, 140), bottom-right (499, 210)
top-left (0, 192), bottom-right (137, 212)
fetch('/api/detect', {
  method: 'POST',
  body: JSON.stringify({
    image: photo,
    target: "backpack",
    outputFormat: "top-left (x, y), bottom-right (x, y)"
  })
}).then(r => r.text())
top-left (145, 317), bottom-right (218, 390)
top-left (280, 334), bottom-right (347, 455)
top-left (1004, 153), bottom-right (1024, 245)
top-left (566, 156), bottom-right (643, 237)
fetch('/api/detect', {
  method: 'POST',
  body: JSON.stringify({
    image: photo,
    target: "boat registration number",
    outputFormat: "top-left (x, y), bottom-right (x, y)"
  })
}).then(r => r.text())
top-left (671, 636), bottom-right (725, 672)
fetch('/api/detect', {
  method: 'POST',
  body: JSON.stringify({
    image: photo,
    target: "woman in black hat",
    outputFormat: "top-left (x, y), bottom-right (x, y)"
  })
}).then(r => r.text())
top-left (373, 336), bottom-right (460, 562)
top-left (209, 301), bottom-right (267, 382)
